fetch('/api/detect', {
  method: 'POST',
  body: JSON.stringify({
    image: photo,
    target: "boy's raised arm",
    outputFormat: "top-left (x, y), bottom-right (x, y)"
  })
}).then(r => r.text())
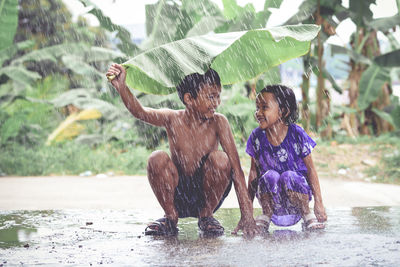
top-left (106, 64), bottom-right (173, 127)
top-left (216, 114), bottom-right (258, 236)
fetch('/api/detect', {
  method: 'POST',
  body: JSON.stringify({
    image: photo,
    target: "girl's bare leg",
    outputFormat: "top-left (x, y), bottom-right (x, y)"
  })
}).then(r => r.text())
top-left (199, 151), bottom-right (231, 218)
top-left (259, 193), bottom-right (274, 218)
top-left (147, 150), bottom-right (179, 223)
top-left (287, 191), bottom-right (310, 217)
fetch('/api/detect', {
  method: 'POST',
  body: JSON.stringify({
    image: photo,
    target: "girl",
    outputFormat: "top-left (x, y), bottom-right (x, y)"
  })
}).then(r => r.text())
top-left (246, 85), bottom-right (327, 232)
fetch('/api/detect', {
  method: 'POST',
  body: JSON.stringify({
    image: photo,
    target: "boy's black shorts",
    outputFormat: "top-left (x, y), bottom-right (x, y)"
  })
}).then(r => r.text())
top-left (174, 154), bottom-right (233, 218)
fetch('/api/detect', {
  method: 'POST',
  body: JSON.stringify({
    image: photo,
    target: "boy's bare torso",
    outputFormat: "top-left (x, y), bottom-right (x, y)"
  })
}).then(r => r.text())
top-left (166, 110), bottom-right (220, 177)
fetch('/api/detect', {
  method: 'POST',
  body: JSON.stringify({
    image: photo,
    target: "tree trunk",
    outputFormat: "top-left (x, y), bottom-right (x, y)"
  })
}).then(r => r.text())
top-left (301, 72), bottom-right (311, 132)
top-left (348, 29), bottom-right (392, 136)
top-left (315, 0), bottom-right (331, 138)
top-left (348, 60), bottom-right (362, 136)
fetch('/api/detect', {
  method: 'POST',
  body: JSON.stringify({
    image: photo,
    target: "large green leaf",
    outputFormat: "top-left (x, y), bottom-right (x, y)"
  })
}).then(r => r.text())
top-left (122, 25), bottom-right (320, 95)
top-left (349, 0), bottom-right (375, 28)
top-left (62, 55), bottom-right (103, 78)
top-left (374, 49), bottom-right (400, 68)
top-left (371, 108), bottom-right (396, 129)
top-left (222, 0), bottom-right (250, 20)
top-left (143, 0), bottom-right (224, 49)
top-left (78, 0), bottom-right (139, 57)
top-left (368, 15), bottom-right (400, 32)
top-left (0, 0), bottom-right (18, 51)
top-left (0, 40), bottom-right (35, 67)
top-left (284, 0), bottom-right (316, 25)
top-left (331, 44), bottom-right (371, 65)
top-left (12, 43), bottom-right (89, 64)
top-left (284, 0), bottom-right (348, 26)
top-left (186, 15), bottom-right (226, 37)
top-left (0, 66), bottom-right (41, 86)
top-left (255, 66), bottom-right (281, 92)
top-left (358, 64), bottom-right (390, 110)
top-left (85, 47), bottom-right (125, 63)
top-left (390, 104), bottom-right (400, 129)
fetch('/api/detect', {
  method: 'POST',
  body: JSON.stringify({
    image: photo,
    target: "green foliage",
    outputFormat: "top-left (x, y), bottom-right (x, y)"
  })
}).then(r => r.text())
top-left (284, 0), bottom-right (347, 26)
top-left (358, 64), bottom-right (390, 110)
top-left (374, 49), bottom-right (400, 68)
top-left (0, 0), bottom-right (18, 51)
top-left (367, 15), bottom-right (400, 32)
top-left (0, 142), bottom-right (151, 176)
top-left (143, 0), bottom-right (224, 49)
top-left (78, 0), bottom-right (139, 57)
top-left (349, 0), bottom-right (375, 28)
top-left (123, 25), bottom-right (319, 95)
top-left (364, 134), bottom-right (400, 184)
top-left (0, 100), bottom-right (55, 146)
top-left (16, 0), bottom-right (106, 48)
top-left (50, 88), bottom-right (120, 120)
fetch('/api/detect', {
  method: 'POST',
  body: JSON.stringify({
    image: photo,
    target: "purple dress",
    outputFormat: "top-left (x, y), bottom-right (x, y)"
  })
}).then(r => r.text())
top-left (246, 124), bottom-right (316, 226)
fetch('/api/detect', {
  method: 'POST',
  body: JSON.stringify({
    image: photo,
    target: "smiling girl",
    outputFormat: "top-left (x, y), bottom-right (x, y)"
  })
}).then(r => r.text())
top-left (245, 85), bottom-right (327, 232)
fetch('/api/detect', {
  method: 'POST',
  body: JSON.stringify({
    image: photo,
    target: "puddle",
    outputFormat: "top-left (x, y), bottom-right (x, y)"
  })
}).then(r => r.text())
top-left (1, 207), bottom-right (400, 266)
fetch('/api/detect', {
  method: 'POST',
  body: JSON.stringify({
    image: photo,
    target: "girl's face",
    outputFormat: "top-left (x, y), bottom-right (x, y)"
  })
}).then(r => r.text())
top-left (255, 92), bottom-right (282, 129)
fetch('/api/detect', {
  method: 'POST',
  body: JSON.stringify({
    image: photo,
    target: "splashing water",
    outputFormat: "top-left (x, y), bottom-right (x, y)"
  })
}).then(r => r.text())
top-left (1, 207), bottom-right (400, 266)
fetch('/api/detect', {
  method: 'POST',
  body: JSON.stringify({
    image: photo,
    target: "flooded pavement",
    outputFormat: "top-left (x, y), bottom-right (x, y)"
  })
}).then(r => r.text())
top-left (1, 207), bottom-right (400, 266)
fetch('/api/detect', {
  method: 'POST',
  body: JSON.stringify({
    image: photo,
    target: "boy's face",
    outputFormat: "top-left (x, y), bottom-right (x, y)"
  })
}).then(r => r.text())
top-left (255, 92), bottom-right (281, 129)
top-left (190, 83), bottom-right (221, 119)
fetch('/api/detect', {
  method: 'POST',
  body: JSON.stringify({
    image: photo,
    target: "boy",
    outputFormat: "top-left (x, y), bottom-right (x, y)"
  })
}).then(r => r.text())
top-left (106, 64), bottom-right (257, 236)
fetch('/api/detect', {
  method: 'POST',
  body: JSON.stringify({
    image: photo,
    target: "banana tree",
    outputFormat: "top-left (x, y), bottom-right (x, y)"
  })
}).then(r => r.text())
top-left (142, 0), bottom-right (226, 50)
top-left (284, 0), bottom-right (347, 134)
top-left (338, 0), bottom-right (400, 135)
top-left (0, 0), bottom-right (18, 51)
top-left (78, 0), bottom-right (140, 57)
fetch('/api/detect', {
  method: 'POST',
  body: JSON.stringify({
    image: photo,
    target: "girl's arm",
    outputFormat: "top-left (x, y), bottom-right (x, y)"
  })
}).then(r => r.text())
top-left (248, 157), bottom-right (258, 203)
top-left (303, 153), bottom-right (327, 222)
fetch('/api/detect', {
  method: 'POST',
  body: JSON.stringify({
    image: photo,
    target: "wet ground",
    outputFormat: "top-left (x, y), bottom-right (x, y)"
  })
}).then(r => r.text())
top-left (1, 207), bottom-right (400, 266)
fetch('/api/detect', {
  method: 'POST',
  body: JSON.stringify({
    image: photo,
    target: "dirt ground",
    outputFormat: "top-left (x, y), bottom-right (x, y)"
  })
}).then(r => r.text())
top-left (1, 174), bottom-right (400, 210)
top-left (312, 142), bottom-right (385, 182)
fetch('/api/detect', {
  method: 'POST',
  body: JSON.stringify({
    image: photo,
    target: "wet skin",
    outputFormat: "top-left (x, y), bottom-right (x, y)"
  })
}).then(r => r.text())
top-left (248, 92), bottom-right (327, 227)
top-left (106, 64), bottom-right (258, 236)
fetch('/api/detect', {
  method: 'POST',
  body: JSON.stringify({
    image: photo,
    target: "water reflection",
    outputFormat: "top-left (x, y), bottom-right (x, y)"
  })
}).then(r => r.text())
top-left (352, 206), bottom-right (393, 233)
top-left (0, 208), bottom-right (399, 266)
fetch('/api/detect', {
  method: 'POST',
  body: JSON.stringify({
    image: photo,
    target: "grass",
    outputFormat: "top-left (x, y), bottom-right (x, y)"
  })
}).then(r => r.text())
top-left (0, 142), bottom-right (151, 176)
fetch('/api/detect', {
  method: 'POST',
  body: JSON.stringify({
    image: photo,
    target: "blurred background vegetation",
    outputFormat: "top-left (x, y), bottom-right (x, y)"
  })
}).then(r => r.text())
top-left (0, 0), bottom-right (400, 182)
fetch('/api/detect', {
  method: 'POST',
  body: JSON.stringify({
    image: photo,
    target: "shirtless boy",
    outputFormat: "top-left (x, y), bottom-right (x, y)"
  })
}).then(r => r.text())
top-left (106, 64), bottom-right (257, 236)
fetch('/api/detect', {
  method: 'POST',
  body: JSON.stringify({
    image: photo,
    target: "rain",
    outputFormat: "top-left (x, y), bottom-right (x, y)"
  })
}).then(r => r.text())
top-left (1, 0), bottom-right (400, 266)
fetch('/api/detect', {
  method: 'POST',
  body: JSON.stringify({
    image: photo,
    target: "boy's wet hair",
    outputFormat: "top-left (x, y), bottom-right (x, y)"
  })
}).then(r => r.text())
top-left (259, 85), bottom-right (299, 125)
top-left (176, 69), bottom-right (221, 104)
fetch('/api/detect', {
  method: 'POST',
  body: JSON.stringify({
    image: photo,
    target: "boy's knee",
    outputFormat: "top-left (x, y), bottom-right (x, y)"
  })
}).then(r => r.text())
top-left (147, 150), bottom-right (170, 171)
top-left (207, 151), bottom-right (231, 173)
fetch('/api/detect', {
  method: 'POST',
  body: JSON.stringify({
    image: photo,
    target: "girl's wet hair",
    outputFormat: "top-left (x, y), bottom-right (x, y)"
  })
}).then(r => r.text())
top-left (259, 85), bottom-right (299, 125)
top-left (176, 68), bottom-right (220, 104)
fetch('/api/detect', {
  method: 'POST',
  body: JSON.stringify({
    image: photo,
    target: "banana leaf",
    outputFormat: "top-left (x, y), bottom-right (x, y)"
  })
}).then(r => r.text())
top-left (358, 64), bottom-right (391, 110)
top-left (120, 24), bottom-right (320, 95)
top-left (0, 0), bottom-right (18, 51)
